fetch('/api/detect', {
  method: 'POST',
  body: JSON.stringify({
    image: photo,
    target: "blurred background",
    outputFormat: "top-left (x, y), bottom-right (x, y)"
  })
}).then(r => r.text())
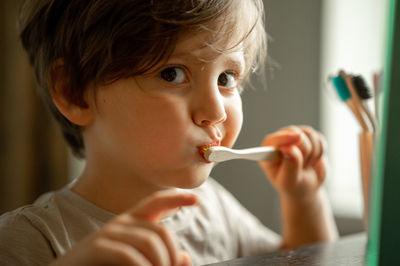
top-left (0, 0), bottom-right (387, 237)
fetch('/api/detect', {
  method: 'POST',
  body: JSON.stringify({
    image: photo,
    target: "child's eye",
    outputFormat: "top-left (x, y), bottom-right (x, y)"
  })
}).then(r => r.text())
top-left (159, 67), bottom-right (186, 84)
top-left (218, 72), bottom-right (237, 88)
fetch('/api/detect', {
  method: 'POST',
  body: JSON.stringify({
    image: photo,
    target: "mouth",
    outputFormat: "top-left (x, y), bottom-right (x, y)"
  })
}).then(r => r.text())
top-left (198, 140), bottom-right (221, 162)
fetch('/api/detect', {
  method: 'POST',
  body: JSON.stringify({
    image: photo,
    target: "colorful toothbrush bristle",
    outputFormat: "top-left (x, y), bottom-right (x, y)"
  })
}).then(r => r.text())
top-left (330, 70), bottom-right (373, 132)
top-left (199, 141), bottom-right (220, 161)
top-left (200, 144), bottom-right (213, 154)
top-left (331, 75), bottom-right (351, 101)
top-left (352, 75), bottom-right (372, 100)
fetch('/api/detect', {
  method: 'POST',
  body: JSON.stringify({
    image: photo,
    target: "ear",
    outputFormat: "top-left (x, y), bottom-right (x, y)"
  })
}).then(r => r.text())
top-left (48, 59), bottom-right (94, 126)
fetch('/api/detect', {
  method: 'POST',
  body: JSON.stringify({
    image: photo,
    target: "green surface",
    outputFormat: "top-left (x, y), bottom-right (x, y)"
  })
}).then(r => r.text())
top-left (367, 0), bottom-right (400, 265)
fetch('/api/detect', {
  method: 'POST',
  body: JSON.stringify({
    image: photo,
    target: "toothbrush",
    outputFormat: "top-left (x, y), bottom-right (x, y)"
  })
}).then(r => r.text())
top-left (204, 146), bottom-right (281, 163)
top-left (352, 75), bottom-right (376, 131)
top-left (331, 73), bottom-right (369, 132)
top-left (339, 70), bottom-right (372, 132)
top-left (331, 70), bottom-right (374, 227)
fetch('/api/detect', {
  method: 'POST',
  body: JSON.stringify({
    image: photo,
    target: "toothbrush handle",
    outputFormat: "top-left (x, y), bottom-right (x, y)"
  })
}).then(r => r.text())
top-left (359, 131), bottom-right (373, 229)
top-left (206, 146), bottom-right (281, 162)
top-left (235, 147), bottom-right (281, 161)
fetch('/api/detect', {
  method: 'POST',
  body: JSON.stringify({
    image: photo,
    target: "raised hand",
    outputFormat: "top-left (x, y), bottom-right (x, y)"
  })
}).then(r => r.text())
top-left (258, 125), bottom-right (327, 201)
top-left (51, 191), bottom-right (198, 266)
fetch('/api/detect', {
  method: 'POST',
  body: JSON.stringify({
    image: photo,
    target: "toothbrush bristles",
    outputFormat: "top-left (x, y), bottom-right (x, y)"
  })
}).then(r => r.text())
top-left (352, 75), bottom-right (372, 99)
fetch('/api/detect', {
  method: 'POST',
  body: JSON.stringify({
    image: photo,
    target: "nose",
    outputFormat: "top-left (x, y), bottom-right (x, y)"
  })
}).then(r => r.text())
top-left (192, 81), bottom-right (227, 127)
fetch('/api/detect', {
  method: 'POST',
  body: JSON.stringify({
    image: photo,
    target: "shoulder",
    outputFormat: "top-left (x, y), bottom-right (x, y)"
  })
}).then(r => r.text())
top-left (0, 189), bottom-right (74, 258)
top-left (0, 203), bottom-right (56, 264)
top-left (0, 205), bottom-right (38, 229)
top-left (0, 190), bottom-right (56, 230)
top-left (0, 189), bottom-right (61, 237)
top-left (1, 191), bottom-right (63, 232)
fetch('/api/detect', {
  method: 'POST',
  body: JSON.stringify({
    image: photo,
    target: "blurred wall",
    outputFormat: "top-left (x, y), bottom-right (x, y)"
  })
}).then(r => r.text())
top-left (0, 0), bottom-right (68, 214)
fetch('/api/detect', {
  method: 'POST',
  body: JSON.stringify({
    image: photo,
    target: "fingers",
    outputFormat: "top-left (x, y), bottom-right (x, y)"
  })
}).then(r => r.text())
top-left (259, 125), bottom-right (328, 200)
top-left (264, 125), bottom-right (324, 168)
top-left (60, 191), bottom-right (197, 266)
top-left (123, 191), bottom-right (197, 266)
top-left (260, 125), bottom-right (327, 187)
top-left (298, 126), bottom-right (324, 168)
top-left (178, 251), bottom-right (192, 266)
top-left (102, 224), bottom-right (171, 266)
top-left (130, 190), bottom-right (198, 222)
top-left (314, 155), bottom-right (327, 184)
top-left (261, 129), bottom-right (301, 147)
top-left (98, 191), bottom-right (198, 266)
top-left (278, 145), bottom-right (303, 185)
top-left (89, 237), bottom-right (152, 266)
top-left (133, 220), bottom-right (181, 266)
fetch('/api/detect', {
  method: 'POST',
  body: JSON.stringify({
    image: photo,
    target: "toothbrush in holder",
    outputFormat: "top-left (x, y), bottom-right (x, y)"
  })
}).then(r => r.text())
top-left (330, 74), bottom-right (370, 132)
top-left (204, 146), bottom-right (282, 163)
top-left (352, 75), bottom-right (377, 131)
top-left (339, 70), bottom-right (373, 132)
top-left (330, 69), bottom-right (374, 229)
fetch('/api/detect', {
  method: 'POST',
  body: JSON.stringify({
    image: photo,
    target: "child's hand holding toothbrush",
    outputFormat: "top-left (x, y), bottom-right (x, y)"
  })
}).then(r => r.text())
top-left (258, 125), bottom-right (338, 248)
top-left (258, 125), bottom-right (327, 201)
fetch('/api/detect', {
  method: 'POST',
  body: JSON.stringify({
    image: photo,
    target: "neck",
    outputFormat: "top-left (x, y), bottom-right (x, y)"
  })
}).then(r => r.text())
top-left (72, 161), bottom-right (167, 214)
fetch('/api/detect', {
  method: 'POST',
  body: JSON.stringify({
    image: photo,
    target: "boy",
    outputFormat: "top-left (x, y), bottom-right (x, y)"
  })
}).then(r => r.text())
top-left (0, 0), bottom-right (338, 265)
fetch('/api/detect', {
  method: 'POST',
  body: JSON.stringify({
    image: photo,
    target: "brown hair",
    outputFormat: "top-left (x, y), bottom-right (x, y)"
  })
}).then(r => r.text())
top-left (19, 0), bottom-right (267, 158)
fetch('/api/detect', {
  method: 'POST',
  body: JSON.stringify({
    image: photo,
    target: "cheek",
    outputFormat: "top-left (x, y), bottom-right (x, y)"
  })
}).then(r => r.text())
top-left (131, 99), bottom-right (190, 160)
top-left (222, 97), bottom-right (243, 147)
top-left (95, 88), bottom-right (189, 162)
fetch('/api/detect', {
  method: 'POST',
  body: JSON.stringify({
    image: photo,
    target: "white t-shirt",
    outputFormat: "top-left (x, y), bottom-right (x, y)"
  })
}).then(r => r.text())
top-left (0, 178), bottom-right (281, 265)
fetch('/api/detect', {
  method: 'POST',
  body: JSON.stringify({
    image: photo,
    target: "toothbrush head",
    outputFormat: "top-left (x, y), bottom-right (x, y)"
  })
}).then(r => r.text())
top-left (199, 142), bottom-right (220, 161)
top-left (331, 75), bottom-right (351, 102)
top-left (203, 146), bottom-right (217, 162)
top-left (200, 145), bottom-right (212, 157)
top-left (352, 75), bottom-right (372, 100)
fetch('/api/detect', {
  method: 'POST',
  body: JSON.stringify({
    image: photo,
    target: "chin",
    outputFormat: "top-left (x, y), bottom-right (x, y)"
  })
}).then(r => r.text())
top-left (175, 170), bottom-right (210, 189)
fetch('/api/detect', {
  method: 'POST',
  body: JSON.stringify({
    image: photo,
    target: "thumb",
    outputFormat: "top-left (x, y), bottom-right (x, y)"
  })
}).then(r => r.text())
top-left (130, 190), bottom-right (198, 222)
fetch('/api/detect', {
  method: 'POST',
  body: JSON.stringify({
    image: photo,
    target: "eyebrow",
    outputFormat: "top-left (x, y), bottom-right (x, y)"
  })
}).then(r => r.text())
top-left (223, 58), bottom-right (245, 72)
top-left (169, 51), bottom-right (245, 72)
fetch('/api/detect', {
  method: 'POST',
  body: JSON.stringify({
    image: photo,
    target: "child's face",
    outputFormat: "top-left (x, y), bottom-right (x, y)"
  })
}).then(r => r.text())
top-left (85, 31), bottom-right (244, 189)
